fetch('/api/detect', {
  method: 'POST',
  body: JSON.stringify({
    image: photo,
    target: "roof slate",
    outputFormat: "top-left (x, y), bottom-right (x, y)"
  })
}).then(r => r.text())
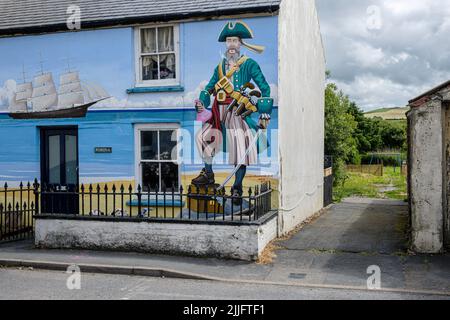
top-left (0, 0), bottom-right (280, 36)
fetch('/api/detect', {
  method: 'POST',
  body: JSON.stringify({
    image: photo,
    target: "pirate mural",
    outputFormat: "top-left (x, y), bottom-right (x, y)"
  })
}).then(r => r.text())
top-left (192, 21), bottom-right (274, 202)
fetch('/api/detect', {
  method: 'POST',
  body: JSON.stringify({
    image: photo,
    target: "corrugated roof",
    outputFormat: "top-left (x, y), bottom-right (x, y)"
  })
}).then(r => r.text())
top-left (0, 0), bottom-right (280, 37)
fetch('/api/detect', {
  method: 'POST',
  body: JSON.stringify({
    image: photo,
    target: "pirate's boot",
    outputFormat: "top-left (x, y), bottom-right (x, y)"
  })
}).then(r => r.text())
top-left (231, 188), bottom-right (243, 206)
top-left (191, 168), bottom-right (215, 186)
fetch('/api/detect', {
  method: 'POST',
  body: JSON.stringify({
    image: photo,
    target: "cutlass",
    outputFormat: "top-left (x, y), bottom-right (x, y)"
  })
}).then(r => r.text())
top-left (217, 125), bottom-right (264, 192)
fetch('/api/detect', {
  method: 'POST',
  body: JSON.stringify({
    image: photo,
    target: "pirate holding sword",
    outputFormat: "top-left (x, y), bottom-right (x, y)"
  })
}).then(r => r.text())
top-left (193, 21), bottom-right (274, 203)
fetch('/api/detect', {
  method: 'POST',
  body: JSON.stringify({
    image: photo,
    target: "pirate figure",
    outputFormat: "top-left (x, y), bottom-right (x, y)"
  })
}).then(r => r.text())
top-left (193, 21), bottom-right (273, 200)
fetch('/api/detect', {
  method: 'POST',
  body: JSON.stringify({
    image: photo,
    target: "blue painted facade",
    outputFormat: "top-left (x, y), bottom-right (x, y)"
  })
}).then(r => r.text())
top-left (0, 15), bottom-right (279, 185)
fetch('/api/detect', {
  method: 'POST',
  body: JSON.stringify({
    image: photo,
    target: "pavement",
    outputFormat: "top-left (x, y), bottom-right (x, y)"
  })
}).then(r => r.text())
top-left (1, 198), bottom-right (450, 297)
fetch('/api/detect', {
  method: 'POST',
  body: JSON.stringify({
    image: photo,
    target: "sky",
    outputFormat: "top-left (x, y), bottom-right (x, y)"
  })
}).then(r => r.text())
top-left (316, 0), bottom-right (450, 111)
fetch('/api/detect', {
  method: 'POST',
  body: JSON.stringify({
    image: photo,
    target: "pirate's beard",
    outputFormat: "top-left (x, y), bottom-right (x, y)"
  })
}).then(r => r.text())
top-left (226, 50), bottom-right (241, 64)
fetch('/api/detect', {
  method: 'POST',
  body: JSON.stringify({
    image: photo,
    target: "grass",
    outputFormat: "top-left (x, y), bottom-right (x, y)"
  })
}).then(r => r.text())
top-left (333, 166), bottom-right (407, 202)
top-left (364, 107), bottom-right (409, 120)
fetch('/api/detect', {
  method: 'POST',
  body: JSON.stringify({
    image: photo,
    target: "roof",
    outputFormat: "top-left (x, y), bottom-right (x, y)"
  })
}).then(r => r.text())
top-left (409, 80), bottom-right (450, 107)
top-left (0, 0), bottom-right (281, 37)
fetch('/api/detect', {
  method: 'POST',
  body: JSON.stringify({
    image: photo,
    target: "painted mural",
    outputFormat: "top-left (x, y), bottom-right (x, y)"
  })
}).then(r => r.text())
top-left (0, 16), bottom-right (279, 191)
top-left (8, 67), bottom-right (109, 119)
top-left (192, 21), bottom-right (274, 198)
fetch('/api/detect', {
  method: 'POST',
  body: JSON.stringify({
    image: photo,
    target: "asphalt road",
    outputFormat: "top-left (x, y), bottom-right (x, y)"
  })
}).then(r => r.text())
top-left (0, 268), bottom-right (448, 300)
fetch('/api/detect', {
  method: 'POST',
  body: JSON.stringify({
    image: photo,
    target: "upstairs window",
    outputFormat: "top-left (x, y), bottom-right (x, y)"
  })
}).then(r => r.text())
top-left (135, 24), bottom-right (180, 87)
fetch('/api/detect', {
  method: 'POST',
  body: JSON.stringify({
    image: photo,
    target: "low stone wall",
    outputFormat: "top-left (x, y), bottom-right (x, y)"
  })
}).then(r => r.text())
top-left (35, 214), bottom-right (278, 261)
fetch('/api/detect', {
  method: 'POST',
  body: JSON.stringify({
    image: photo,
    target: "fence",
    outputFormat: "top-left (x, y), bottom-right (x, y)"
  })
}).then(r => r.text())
top-left (324, 156), bottom-right (333, 207)
top-left (346, 164), bottom-right (384, 177)
top-left (36, 181), bottom-right (274, 223)
top-left (0, 182), bottom-right (36, 242)
top-left (401, 164), bottom-right (408, 176)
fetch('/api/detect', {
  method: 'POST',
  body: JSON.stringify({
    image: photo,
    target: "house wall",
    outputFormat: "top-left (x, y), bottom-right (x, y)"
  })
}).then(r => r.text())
top-left (35, 216), bottom-right (278, 261)
top-left (0, 15), bottom-right (280, 191)
top-left (277, 0), bottom-right (325, 234)
top-left (408, 101), bottom-right (444, 253)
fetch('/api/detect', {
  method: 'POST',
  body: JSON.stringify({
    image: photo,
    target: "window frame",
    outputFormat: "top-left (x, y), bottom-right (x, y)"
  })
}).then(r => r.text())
top-left (134, 123), bottom-right (181, 193)
top-left (134, 24), bottom-right (181, 88)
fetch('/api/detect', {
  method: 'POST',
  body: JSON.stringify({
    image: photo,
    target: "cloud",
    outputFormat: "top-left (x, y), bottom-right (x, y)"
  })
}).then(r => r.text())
top-left (93, 80), bottom-right (209, 109)
top-left (334, 74), bottom-right (430, 111)
top-left (0, 80), bottom-right (16, 111)
top-left (94, 81), bottom-right (279, 109)
top-left (317, 0), bottom-right (450, 110)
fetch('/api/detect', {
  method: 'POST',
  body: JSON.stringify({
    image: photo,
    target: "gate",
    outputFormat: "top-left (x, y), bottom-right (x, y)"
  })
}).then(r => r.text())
top-left (324, 156), bottom-right (333, 207)
top-left (0, 181), bottom-right (37, 243)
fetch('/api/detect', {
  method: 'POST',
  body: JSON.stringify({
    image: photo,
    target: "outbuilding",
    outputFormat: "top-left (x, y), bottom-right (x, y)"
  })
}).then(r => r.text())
top-left (408, 80), bottom-right (450, 253)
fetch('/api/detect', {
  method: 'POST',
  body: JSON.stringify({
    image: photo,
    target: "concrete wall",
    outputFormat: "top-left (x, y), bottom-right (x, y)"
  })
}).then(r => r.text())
top-left (35, 217), bottom-right (278, 261)
top-left (408, 101), bottom-right (444, 253)
top-left (444, 99), bottom-right (450, 248)
top-left (277, 0), bottom-right (326, 234)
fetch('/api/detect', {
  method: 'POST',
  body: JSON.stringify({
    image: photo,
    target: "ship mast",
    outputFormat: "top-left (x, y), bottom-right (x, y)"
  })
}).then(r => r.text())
top-left (57, 57), bottom-right (84, 109)
top-left (8, 63), bottom-right (33, 113)
top-left (29, 54), bottom-right (58, 112)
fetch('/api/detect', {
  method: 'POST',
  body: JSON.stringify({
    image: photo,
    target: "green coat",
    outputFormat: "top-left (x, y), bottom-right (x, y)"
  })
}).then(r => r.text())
top-left (199, 56), bottom-right (274, 130)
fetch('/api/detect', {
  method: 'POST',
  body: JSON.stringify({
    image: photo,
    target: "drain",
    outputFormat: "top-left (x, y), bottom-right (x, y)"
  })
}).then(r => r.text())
top-left (289, 273), bottom-right (307, 279)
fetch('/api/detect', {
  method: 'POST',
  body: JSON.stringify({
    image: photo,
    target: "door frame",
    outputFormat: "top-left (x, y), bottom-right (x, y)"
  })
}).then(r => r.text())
top-left (39, 126), bottom-right (79, 187)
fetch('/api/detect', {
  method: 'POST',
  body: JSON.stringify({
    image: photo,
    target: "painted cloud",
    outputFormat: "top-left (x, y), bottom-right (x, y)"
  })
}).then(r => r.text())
top-left (93, 82), bottom-right (279, 109)
top-left (0, 80), bottom-right (16, 111)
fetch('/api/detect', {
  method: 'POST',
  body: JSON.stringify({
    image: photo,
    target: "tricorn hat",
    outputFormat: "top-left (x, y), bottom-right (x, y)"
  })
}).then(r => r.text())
top-left (218, 21), bottom-right (254, 42)
top-left (218, 21), bottom-right (265, 54)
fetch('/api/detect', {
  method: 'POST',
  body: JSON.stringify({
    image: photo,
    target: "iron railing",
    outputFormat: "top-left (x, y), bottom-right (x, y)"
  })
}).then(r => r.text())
top-left (0, 182), bottom-right (36, 242)
top-left (35, 181), bottom-right (274, 223)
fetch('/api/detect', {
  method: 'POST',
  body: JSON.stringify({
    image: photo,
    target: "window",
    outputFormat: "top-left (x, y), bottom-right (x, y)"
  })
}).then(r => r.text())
top-left (135, 24), bottom-right (180, 87)
top-left (135, 124), bottom-right (180, 192)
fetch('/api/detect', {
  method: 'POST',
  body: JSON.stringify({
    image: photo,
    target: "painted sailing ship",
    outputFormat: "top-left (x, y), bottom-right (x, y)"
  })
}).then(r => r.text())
top-left (8, 70), bottom-right (108, 119)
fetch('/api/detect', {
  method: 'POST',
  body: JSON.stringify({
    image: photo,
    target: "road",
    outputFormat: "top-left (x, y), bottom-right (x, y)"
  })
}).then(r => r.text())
top-left (0, 268), bottom-right (448, 300)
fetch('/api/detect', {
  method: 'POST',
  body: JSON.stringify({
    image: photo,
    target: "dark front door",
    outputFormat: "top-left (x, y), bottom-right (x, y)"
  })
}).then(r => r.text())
top-left (40, 127), bottom-right (79, 214)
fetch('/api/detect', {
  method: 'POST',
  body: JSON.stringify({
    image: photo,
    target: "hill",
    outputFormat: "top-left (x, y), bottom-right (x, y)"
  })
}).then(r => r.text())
top-left (364, 107), bottom-right (409, 120)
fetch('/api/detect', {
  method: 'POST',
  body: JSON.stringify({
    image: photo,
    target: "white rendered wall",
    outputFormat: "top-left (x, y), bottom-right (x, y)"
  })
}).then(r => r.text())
top-left (277, 0), bottom-right (326, 234)
top-left (35, 217), bottom-right (278, 261)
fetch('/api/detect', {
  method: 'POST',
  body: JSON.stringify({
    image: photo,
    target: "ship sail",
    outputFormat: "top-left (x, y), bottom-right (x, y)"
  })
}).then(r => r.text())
top-left (59, 82), bottom-right (82, 95)
top-left (30, 94), bottom-right (58, 111)
top-left (16, 82), bottom-right (33, 101)
top-left (58, 71), bottom-right (84, 109)
top-left (60, 72), bottom-right (79, 85)
top-left (8, 82), bottom-right (32, 113)
top-left (9, 93), bottom-right (28, 112)
top-left (33, 73), bottom-right (54, 87)
top-left (30, 73), bottom-right (58, 112)
top-left (58, 91), bottom-right (84, 107)
top-left (32, 83), bottom-right (57, 98)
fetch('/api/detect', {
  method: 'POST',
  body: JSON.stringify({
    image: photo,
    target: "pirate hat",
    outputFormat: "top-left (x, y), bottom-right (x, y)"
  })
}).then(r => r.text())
top-left (218, 21), bottom-right (265, 54)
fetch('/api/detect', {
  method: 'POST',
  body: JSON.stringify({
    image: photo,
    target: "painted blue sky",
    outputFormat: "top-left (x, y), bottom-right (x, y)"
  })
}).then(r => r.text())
top-left (0, 16), bottom-right (278, 111)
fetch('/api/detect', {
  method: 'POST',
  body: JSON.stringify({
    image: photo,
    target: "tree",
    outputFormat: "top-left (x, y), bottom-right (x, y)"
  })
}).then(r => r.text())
top-left (325, 82), bottom-right (358, 185)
